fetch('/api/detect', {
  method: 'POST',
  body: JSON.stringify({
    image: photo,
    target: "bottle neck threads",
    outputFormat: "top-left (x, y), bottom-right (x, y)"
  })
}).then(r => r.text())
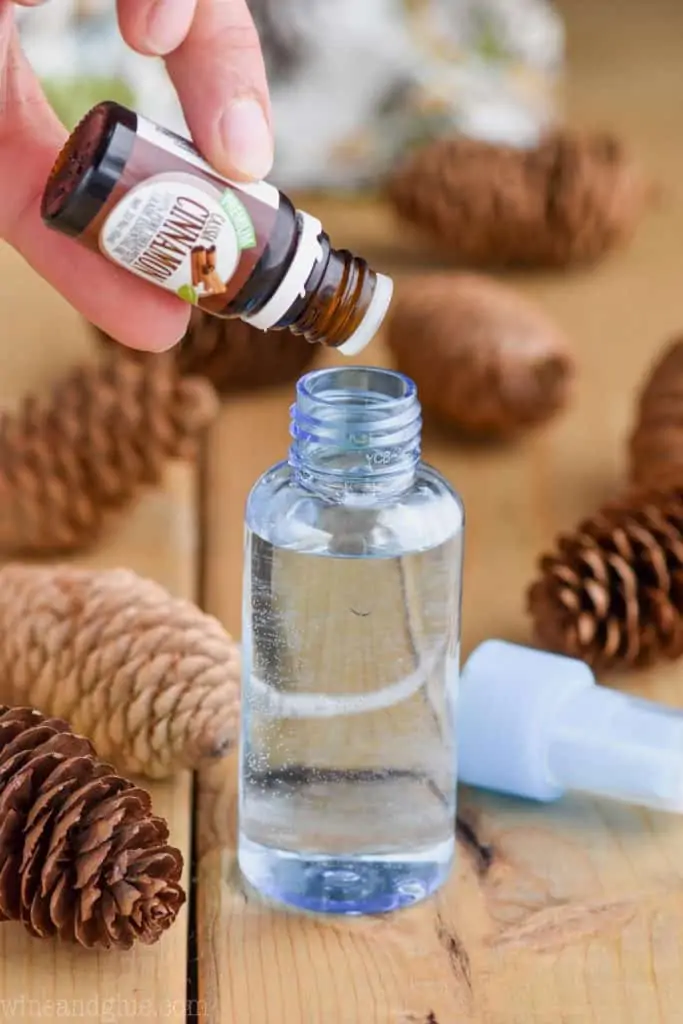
top-left (284, 239), bottom-right (375, 347)
top-left (289, 367), bottom-right (422, 501)
top-left (262, 222), bottom-right (394, 356)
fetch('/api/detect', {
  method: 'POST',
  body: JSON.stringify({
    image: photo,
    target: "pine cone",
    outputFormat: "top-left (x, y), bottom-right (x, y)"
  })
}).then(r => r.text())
top-left (386, 131), bottom-right (647, 269)
top-left (527, 488), bottom-right (683, 670)
top-left (629, 336), bottom-right (683, 490)
top-left (0, 705), bottom-right (184, 949)
top-left (0, 564), bottom-right (240, 780)
top-left (386, 273), bottom-right (573, 438)
top-left (94, 307), bottom-right (317, 394)
top-left (0, 353), bottom-right (218, 556)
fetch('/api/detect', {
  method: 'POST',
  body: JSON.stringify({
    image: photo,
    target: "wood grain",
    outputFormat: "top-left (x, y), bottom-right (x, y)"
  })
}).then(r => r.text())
top-left (196, 0), bottom-right (683, 1020)
top-left (0, 249), bottom-right (195, 1021)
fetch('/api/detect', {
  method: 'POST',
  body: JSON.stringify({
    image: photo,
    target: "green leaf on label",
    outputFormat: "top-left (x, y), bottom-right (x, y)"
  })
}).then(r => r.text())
top-left (177, 284), bottom-right (198, 304)
top-left (220, 190), bottom-right (257, 250)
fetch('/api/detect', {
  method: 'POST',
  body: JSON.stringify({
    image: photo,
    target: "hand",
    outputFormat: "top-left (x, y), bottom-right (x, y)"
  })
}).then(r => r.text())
top-left (4, 0), bottom-right (272, 351)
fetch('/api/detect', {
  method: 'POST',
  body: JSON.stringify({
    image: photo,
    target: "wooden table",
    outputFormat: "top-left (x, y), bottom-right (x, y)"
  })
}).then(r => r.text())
top-left (1, 0), bottom-right (683, 1019)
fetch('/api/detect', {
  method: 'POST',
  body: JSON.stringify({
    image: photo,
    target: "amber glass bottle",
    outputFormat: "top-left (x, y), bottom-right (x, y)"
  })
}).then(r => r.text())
top-left (41, 102), bottom-right (393, 355)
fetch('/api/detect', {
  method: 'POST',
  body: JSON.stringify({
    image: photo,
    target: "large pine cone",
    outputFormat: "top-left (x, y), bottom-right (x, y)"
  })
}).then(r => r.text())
top-left (94, 307), bottom-right (317, 394)
top-left (527, 488), bottom-right (683, 671)
top-left (386, 131), bottom-right (647, 269)
top-left (0, 706), bottom-right (185, 949)
top-left (0, 564), bottom-right (241, 780)
top-left (0, 352), bottom-right (217, 556)
top-left (629, 336), bottom-right (683, 490)
top-left (386, 273), bottom-right (573, 438)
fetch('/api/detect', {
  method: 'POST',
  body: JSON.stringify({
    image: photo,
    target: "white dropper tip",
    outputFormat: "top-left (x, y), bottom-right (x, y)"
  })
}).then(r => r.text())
top-left (337, 273), bottom-right (394, 356)
top-left (458, 640), bottom-right (683, 813)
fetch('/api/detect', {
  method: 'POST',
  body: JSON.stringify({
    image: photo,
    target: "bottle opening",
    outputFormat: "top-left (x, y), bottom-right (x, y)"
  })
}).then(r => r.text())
top-left (298, 365), bottom-right (417, 410)
top-left (289, 366), bottom-right (422, 496)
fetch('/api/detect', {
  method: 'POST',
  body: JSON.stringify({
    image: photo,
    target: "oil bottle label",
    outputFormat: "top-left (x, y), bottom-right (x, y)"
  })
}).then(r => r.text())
top-left (99, 172), bottom-right (255, 306)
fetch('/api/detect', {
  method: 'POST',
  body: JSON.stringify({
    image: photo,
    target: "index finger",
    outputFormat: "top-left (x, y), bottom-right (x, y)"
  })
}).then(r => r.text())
top-left (118, 0), bottom-right (273, 183)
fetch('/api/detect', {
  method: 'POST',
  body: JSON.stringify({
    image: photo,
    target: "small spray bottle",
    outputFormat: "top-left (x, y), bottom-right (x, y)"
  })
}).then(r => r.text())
top-left (458, 640), bottom-right (683, 812)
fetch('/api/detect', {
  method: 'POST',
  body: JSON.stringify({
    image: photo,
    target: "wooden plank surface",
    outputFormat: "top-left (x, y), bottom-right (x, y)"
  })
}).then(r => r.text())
top-left (0, 253), bottom-right (195, 1020)
top-left (196, 0), bottom-right (683, 1021)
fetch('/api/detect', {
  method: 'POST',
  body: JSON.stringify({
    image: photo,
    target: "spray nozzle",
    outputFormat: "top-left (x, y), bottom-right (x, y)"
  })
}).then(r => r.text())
top-left (458, 640), bottom-right (683, 813)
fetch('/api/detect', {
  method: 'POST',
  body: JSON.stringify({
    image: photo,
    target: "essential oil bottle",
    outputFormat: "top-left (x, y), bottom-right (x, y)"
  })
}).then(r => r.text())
top-left (40, 102), bottom-right (393, 356)
top-left (239, 365), bottom-right (464, 914)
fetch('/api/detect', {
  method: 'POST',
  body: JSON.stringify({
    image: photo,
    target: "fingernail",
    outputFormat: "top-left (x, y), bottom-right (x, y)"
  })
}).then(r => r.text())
top-left (144, 0), bottom-right (184, 55)
top-left (220, 98), bottom-right (273, 181)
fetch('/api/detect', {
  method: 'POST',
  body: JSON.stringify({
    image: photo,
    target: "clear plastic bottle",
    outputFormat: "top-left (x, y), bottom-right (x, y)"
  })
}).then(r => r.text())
top-left (239, 365), bottom-right (464, 914)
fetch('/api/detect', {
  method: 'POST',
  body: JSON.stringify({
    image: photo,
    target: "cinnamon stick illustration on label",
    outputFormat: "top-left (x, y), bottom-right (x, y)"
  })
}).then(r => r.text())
top-left (191, 246), bottom-right (206, 286)
top-left (201, 270), bottom-right (227, 295)
top-left (190, 245), bottom-right (227, 295)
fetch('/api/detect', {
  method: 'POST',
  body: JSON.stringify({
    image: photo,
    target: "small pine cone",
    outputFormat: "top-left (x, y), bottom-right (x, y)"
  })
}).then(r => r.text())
top-left (629, 336), bottom-right (683, 490)
top-left (386, 131), bottom-right (647, 269)
top-left (0, 564), bottom-right (241, 780)
top-left (0, 705), bottom-right (185, 949)
top-left (0, 353), bottom-right (218, 556)
top-left (386, 273), bottom-right (573, 438)
top-left (94, 307), bottom-right (317, 394)
top-left (527, 488), bottom-right (683, 671)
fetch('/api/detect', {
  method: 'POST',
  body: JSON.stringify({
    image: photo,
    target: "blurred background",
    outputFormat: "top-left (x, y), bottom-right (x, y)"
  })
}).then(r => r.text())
top-left (16, 0), bottom-right (564, 191)
top-left (5, 0), bottom-right (683, 651)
